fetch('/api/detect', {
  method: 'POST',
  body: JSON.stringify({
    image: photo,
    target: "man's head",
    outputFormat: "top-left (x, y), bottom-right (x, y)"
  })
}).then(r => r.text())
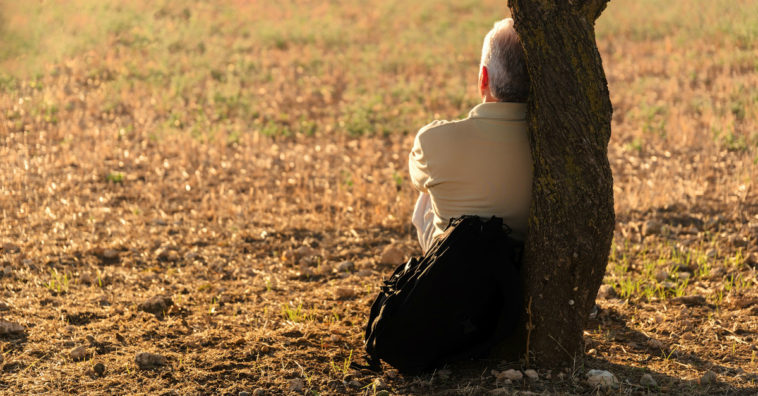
top-left (479, 18), bottom-right (529, 103)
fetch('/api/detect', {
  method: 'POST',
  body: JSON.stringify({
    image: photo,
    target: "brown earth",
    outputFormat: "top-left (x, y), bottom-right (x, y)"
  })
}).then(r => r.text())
top-left (1, 126), bottom-right (756, 394)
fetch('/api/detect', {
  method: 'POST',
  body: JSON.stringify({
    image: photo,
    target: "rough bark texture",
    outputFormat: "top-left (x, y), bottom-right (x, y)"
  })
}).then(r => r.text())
top-left (500, 0), bottom-right (615, 366)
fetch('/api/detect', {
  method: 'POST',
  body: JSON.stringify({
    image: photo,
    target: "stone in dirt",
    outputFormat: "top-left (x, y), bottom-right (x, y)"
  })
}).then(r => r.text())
top-left (1, 243), bottom-right (20, 253)
top-left (524, 369), bottom-right (539, 380)
top-left (335, 287), bottom-right (356, 299)
top-left (734, 296), bottom-right (758, 309)
top-left (596, 284), bottom-right (616, 299)
top-left (586, 369), bottom-right (618, 388)
top-left (288, 378), bottom-right (304, 392)
top-left (503, 369), bottom-right (523, 381)
top-left (295, 245), bottom-right (316, 260)
top-left (346, 379), bottom-right (362, 388)
top-left (671, 295), bottom-right (706, 306)
top-left (102, 249), bottom-right (119, 259)
top-left (646, 338), bottom-right (664, 349)
top-left (494, 369), bottom-right (522, 381)
top-left (642, 219), bottom-right (663, 236)
top-left (0, 319), bottom-right (24, 335)
top-left (700, 370), bottom-right (717, 384)
top-left (252, 388), bottom-right (265, 396)
top-left (437, 368), bottom-right (452, 380)
top-left (135, 352), bottom-right (166, 369)
top-left (138, 295), bottom-right (173, 315)
top-left (337, 260), bottom-right (355, 272)
top-left (70, 346), bottom-right (88, 361)
top-left (379, 244), bottom-right (405, 266)
top-left (94, 362), bottom-right (105, 376)
top-left (640, 373), bottom-right (657, 387)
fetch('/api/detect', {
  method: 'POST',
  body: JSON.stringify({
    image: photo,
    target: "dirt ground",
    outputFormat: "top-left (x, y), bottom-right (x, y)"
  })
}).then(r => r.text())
top-left (1, 0), bottom-right (757, 394)
top-left (1, 127), bottom-right (756, 394)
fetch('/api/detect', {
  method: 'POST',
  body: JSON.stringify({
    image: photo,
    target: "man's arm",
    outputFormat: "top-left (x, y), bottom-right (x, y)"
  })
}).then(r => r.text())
top-left (408, 129), bottom-right (432, 193)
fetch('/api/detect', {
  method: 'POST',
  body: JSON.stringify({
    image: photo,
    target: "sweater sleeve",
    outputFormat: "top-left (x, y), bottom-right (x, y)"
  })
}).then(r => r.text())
top-left (409, 130), bottom-right (431, 193)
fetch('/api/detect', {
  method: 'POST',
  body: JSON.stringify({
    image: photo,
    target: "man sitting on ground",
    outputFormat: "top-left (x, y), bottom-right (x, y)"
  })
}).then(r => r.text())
top-left (410, 18), bottom-right (532, 252)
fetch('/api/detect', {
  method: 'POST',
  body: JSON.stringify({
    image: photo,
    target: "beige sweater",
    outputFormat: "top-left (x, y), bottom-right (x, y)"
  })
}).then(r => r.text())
top-left (409, 102), bottom-right (533, 241)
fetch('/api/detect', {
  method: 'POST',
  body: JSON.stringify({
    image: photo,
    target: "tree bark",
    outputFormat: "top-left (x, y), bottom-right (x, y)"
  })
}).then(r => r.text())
top-left (497, 0), bottom-right (615, 366)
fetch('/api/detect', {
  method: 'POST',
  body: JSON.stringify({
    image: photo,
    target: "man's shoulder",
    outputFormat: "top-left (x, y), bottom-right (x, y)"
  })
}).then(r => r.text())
top-left (415, 118), bottom-right (470, 144)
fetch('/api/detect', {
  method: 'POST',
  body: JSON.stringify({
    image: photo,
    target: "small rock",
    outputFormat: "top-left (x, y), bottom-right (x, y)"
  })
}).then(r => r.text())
top-left (640, 373), bottom-right (657, 387)
top-left (745, 252), bottom-right (757, 267)
top-left (586, 369), bottom-right (618, 388)
top-left (502, 369), bottom-right (523, 381)
top-left (655, 270), bottom-right (669, 282)
top-left (1, 243), bottom-right (20, 253)
top-left (299, 255), bottom-right (320, 268)
top-left (138, 295), bottom-right (173, 315)
top-left (135, 352), bottom-right (166, 369)
top-left (156, 248), bottom-right (180, 262)
top-left (299, 265), bottom-right (316, 277)
top-left (700, 370), bottom-right (717, 384)
top-left (94, 362), bottom-right (105, 376)
top-left (646, 338), bottom-right (664, 349)
top-left (346, 379), bottom-right (361, 388)
top-left (372, 377), bottom-right (387, 390)
top-left (0, 319), bottom-right (24, 335)
top-left (335, 287), bottom-right (356, 299)
top-left (288, 378), bottom-right (304, 392)
top-left (596, 284), bottom-right (616, 299)
top-left (671, 295), bottom-right (706, 306)
top-left (356, 269), bottom-right (373, 277)
top-left (437, 368), bottom-right (452, 380)
top-left (734, 296), bottom-right (758, 309)
top-left (729, 235), bottom-right (748, 247)
top-left (295, 246), bottom-right (316, 260)
top-left (79, 272), bottom-right (94, 285)
top-left (337, 260), bottom-right (355, 272)
top-left (379, 244), bottom-right (405, 266)
top-left (70, 346), bottom-right (88, 361)
top-left (642, 220), bottom-right (663, 236)
top-left (238, 392), bottom-right (250, 396)
top-left (102, 249), bottom-right (119, 259)
top-left (524, 369), bottom-right (539, 380)
top-left (252, 388), bottom-right (265, 396)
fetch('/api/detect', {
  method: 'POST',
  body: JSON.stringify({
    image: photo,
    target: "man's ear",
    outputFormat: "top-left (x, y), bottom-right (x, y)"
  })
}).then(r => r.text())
top-left (479, 66), bottom-right (489, 98)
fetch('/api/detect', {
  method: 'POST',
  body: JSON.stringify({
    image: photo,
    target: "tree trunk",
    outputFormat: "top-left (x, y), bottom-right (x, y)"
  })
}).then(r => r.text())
top-left (498, 0), bottom-right (615, 366)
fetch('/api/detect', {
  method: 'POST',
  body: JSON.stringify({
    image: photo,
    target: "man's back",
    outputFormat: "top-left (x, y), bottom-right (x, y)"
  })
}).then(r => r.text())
top-left (409, 102), bottom-right (533, 241)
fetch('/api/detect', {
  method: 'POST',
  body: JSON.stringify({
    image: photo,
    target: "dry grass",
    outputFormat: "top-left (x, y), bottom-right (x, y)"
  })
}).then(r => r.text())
top-left (1, 0), bottom-right (756, 394)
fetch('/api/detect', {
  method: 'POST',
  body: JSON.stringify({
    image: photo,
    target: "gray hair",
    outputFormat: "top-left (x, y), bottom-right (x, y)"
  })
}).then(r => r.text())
top-left (479, 18), bottom-right (529, 102)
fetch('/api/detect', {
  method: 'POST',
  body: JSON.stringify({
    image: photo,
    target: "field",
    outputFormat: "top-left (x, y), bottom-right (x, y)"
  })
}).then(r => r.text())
top-left (1, 0), bottom-right (757, 394)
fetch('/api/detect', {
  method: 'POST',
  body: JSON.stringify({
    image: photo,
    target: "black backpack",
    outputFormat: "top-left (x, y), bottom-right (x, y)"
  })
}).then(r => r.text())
top-left (363, 216), bottom-right (524, 374)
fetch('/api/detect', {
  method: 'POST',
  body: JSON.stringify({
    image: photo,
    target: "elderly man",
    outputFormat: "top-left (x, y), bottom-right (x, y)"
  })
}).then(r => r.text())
top-left (410, 18), bottom-right (533, 252)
